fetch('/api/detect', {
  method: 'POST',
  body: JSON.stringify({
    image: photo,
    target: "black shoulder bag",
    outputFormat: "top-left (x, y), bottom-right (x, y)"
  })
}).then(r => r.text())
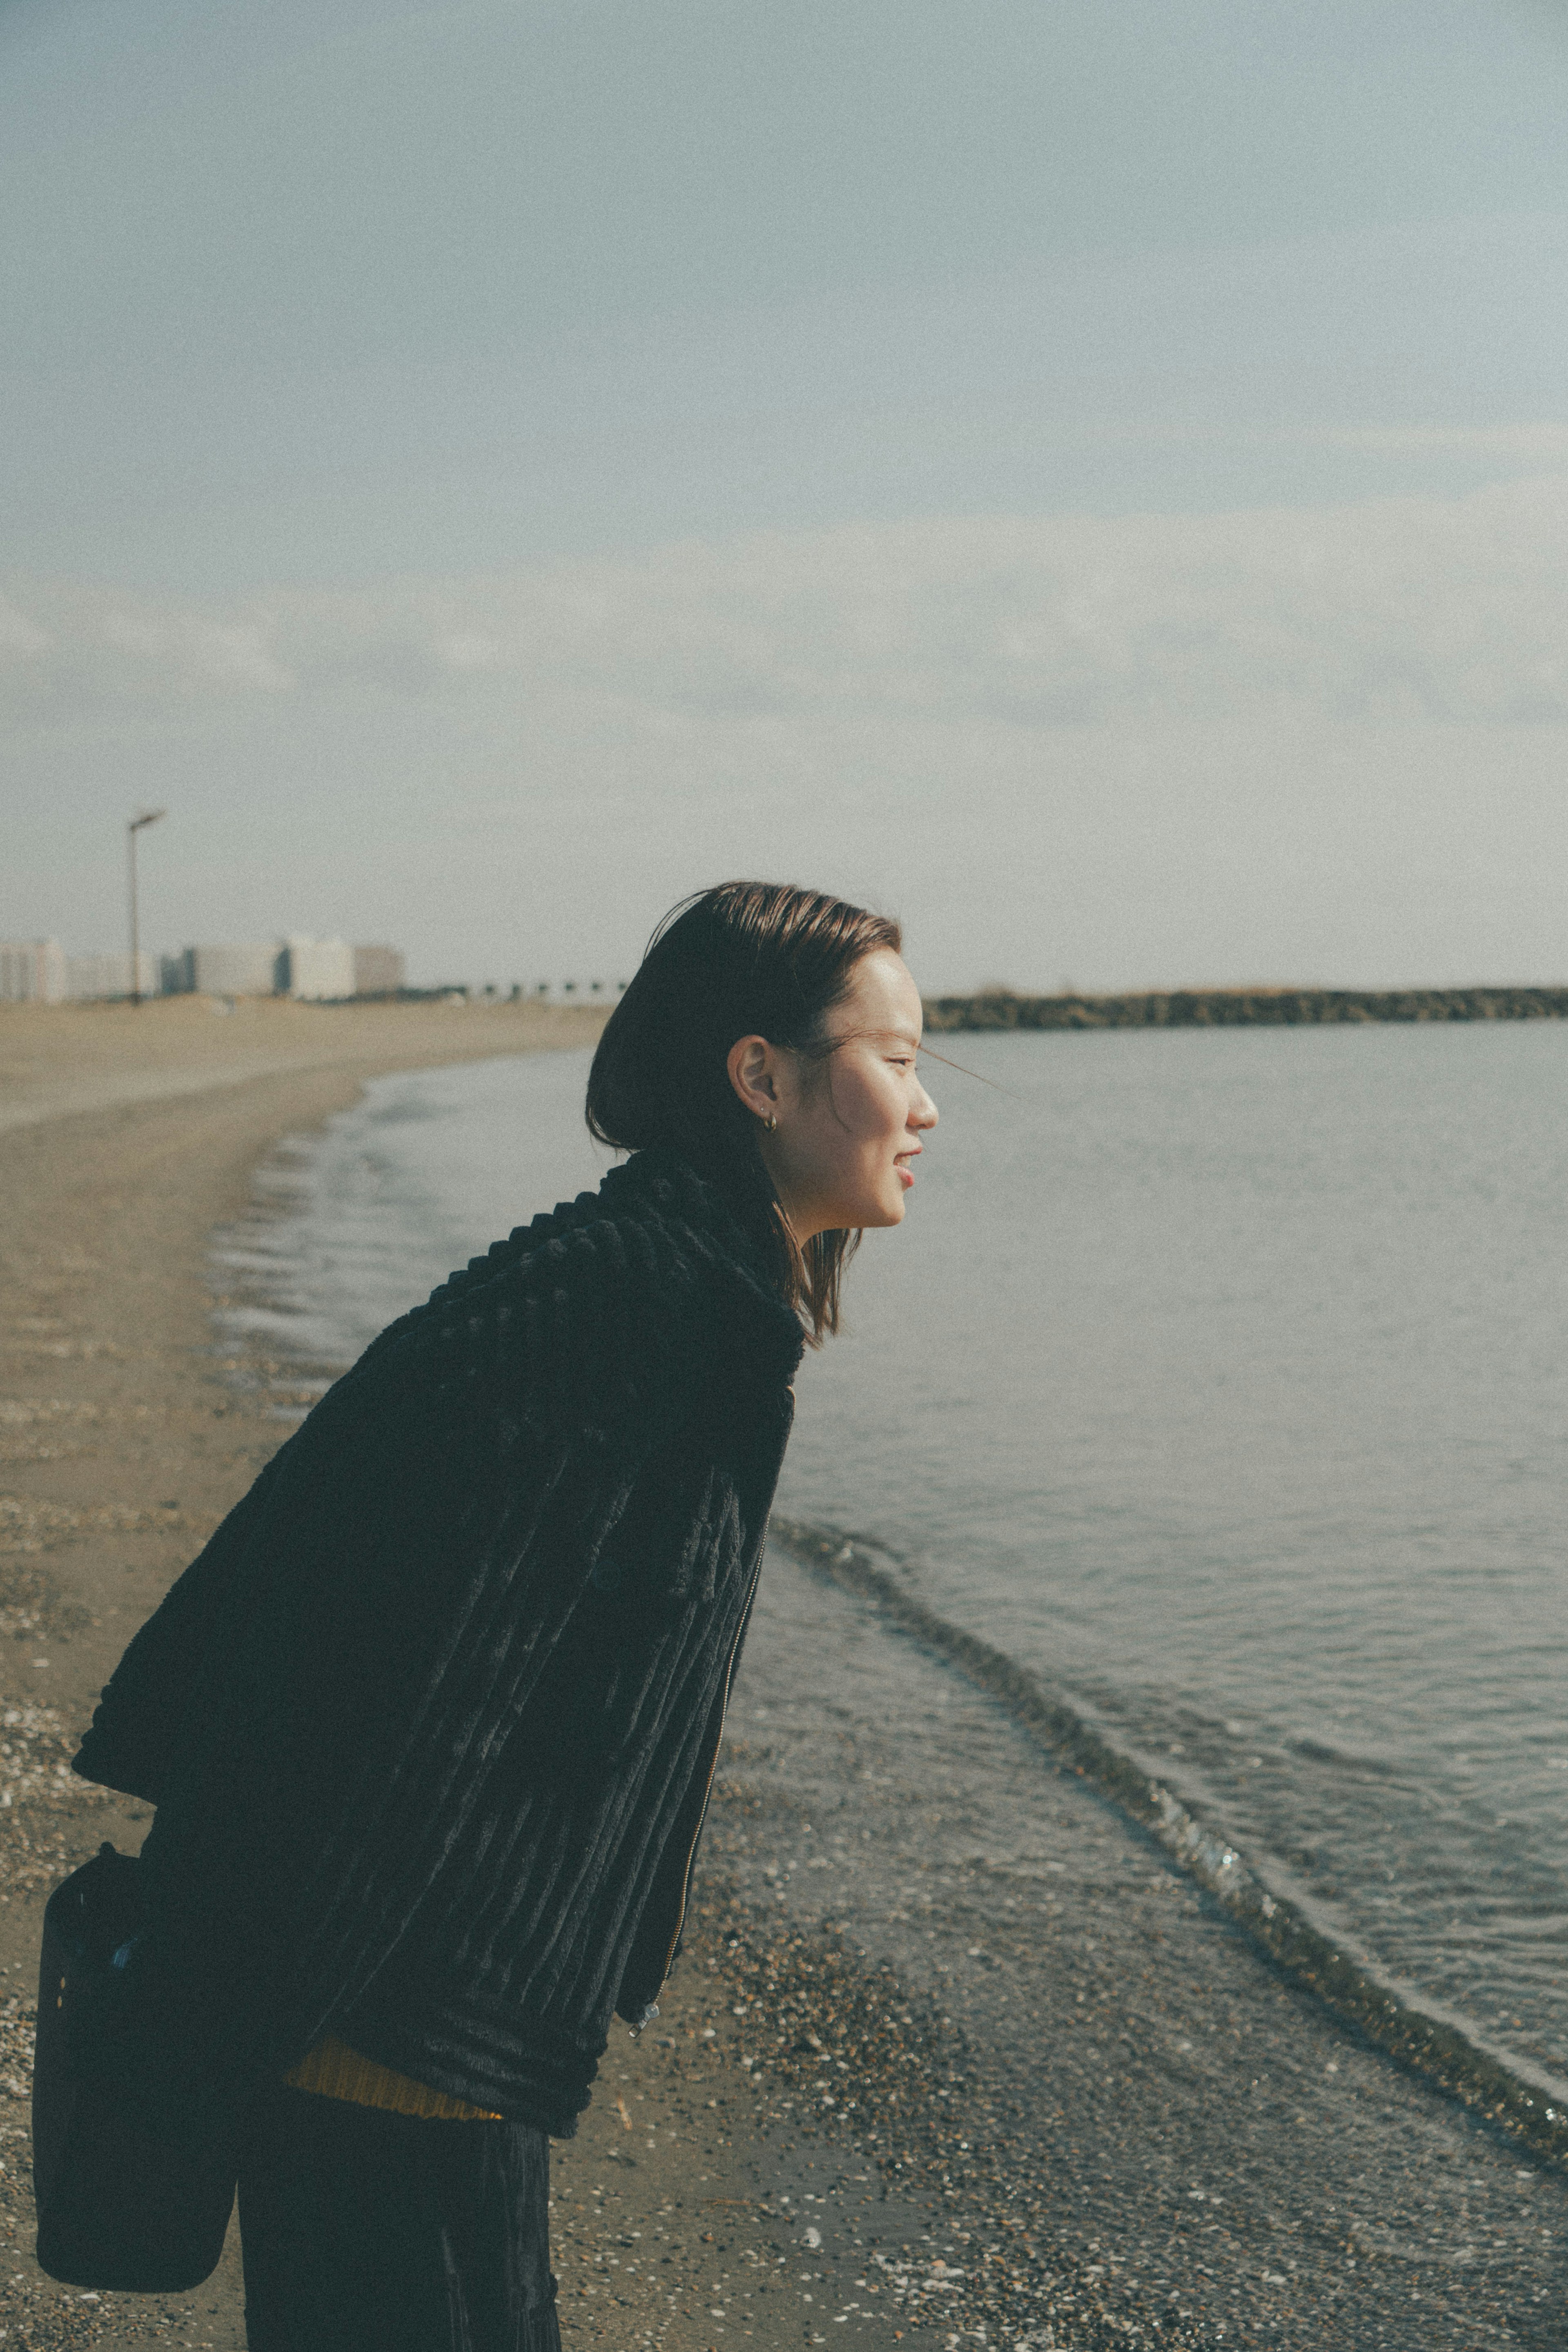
top-left (33, 1844), bottom-right (238, 2292)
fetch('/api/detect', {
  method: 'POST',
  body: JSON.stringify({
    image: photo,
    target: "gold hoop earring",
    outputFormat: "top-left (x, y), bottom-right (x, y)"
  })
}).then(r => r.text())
top-left (765, 1114), bottom-right (778, 1133)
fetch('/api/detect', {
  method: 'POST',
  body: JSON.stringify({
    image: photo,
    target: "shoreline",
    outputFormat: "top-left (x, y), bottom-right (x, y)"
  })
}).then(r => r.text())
top-left (769, 1521), bottom-right (1568, 2168)
top-left (0, 1030), bottom-right (1562, 2345)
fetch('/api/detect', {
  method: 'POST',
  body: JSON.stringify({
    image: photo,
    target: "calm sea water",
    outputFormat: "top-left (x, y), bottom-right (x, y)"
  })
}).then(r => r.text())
top-left (216, 1025), bottom-right (1568, 2097)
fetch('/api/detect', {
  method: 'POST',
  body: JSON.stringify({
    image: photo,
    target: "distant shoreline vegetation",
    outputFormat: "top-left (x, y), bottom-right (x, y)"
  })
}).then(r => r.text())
top-left (922, 986), bottom-right (1568, 1032)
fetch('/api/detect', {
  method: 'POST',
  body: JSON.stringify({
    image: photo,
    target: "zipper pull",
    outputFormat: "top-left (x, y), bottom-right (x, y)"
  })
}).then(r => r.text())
top-left (627, 2000), bottom-right (660, 2043)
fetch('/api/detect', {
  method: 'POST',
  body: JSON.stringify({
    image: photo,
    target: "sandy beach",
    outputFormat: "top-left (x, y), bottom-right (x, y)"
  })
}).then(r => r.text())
top-left (0, 998), bottom-right (1562, 2349)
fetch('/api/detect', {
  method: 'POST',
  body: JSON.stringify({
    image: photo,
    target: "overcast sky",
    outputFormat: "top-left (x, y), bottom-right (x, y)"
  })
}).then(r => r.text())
top-left (4, 0), bottom-right (1568, 989)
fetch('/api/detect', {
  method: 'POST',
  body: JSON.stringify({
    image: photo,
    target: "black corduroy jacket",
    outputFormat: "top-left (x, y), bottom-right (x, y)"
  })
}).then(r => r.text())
top-left (71, 1148), bottom-right (804, 2136)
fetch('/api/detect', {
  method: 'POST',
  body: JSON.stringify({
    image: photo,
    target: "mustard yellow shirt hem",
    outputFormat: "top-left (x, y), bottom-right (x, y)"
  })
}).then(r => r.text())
top-left (284, 2035), bottom-right (503, 2122)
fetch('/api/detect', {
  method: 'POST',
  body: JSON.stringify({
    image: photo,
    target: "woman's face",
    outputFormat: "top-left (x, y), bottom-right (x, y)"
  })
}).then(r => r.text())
top-left (732, 948), bottom-right (939, 1241)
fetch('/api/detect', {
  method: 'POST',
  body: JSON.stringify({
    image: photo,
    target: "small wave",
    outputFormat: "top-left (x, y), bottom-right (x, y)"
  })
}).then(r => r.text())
top-left (1287, 1734), bottom-right (1400, 1778)
top-left (769, 1512), bottom-right (1568, 2172)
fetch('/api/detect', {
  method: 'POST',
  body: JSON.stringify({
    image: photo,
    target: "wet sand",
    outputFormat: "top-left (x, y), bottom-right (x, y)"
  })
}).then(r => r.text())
top-left (0, 999), bottom-right (1563, 2347)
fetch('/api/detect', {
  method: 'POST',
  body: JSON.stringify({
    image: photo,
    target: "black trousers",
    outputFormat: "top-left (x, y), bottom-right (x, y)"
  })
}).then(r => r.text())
top-left (238, 2087), bottom-right (562, 2352)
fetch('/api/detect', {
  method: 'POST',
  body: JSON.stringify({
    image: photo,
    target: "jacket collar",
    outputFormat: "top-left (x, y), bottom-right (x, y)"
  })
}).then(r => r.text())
top-left (599, 1148), bottom-right (806, 1383)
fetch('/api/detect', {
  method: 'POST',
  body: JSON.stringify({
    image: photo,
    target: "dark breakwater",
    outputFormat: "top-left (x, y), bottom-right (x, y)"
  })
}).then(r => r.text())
top-left (923, 984), bottom-right (1568, 1031)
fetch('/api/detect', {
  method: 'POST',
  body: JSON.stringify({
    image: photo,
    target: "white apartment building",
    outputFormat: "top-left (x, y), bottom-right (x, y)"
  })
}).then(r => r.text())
top-left (4, 934), bottom-right (405, 1003)
top-left (0, 939), bottom-right (67, 1002)
top-left (351, 943), bottom-right (405, 996)
top-left (171, 943), bottom-right (284, 996)
top-left (65, 950), bottom-right (160, 1000)
top-left (279, 936), bottom-right (355, 1000)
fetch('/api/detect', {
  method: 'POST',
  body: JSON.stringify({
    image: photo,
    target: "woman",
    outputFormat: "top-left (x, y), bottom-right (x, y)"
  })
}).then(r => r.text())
top-left (69, 879), bottom-right (937, 2350)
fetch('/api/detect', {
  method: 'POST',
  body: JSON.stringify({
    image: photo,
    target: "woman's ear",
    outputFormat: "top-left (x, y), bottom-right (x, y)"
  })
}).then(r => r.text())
top-left (726, 1033), bottom-right (780, 1119)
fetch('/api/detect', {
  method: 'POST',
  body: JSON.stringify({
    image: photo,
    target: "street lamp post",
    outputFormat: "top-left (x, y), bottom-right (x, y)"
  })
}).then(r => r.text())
top-left (127, 809), bottom-right (166, 1007)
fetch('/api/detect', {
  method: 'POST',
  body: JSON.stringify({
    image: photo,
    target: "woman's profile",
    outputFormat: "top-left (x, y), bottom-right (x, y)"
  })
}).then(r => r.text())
top-left (65, 878), bottom-right (938, 2350)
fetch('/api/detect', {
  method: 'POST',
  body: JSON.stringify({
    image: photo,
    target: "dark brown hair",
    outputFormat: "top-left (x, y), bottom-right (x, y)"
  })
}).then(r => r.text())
top-left (586, 880), bottom-right (902, 1340)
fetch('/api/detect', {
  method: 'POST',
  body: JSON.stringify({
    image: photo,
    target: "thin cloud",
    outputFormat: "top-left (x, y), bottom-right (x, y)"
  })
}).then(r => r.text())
top-left (4, 472), bottom-right (1568, 730)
